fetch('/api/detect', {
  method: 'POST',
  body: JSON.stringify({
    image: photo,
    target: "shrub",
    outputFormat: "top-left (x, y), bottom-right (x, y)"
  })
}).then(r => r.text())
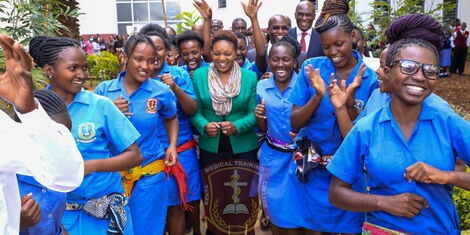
top-left (454, 168), bottom-right (470, 230)
top-left (87, 51), bottom-right (120, 81)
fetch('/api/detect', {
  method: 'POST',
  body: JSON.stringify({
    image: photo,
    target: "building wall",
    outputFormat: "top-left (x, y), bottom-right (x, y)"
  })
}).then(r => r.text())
top-left (457, 0), bottom-right (470, 26)
top-left (78, 0), bottom-right (118, 35)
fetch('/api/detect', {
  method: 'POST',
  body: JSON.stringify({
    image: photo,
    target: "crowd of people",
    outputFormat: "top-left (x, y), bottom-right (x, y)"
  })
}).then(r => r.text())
top-left (2, 0), bottom-right (470, 234)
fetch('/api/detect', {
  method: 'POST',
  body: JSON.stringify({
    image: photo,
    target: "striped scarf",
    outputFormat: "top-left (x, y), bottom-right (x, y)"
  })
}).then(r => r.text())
top-left (208, 62), bottom-right (241, 116)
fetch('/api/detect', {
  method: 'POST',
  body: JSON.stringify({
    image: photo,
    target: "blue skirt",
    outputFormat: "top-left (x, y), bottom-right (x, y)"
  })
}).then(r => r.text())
top-left (128, 171), bottom-right (168, 235)
top-left (259, 143), bottom-right (303, 228)
top-left (440, 49), bottom-right (451, 67)
top-left (296, 167), bottom-right (365, 233)
top-left (168, 147), bottom-right (202, 206)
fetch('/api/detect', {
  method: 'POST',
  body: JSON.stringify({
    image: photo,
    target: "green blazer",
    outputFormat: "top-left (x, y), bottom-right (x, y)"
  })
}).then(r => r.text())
top-left (190, 66), bottom-right (258, 154)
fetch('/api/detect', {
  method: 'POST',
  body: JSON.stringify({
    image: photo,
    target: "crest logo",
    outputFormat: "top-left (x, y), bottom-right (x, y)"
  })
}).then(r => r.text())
top-left (202, 159), bottom-right (260, 235)
top-left (355, 99), bottom-right (365, 112)
top-left (146, 98), bottom-right (158, 114)
top-left (77, 122), bottom-right (96, 143)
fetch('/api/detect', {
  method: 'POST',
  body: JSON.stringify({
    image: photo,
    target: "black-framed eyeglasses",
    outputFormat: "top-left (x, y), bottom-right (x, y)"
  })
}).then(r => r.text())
top-left (270, 25), bottom-right (290, 31)
top-left (390, 59), bottom-right (440, 80)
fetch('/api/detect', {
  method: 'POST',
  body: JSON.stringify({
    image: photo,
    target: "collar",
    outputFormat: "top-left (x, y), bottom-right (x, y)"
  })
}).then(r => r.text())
top-left (45, 85), bottom-right (90, 105)
top-left (109, 71), bottom-right (153, 92)
top-left (242, 59), bottom-right (251, 69)
top-left (378, 100), bottom-right (434, 123)
top-left (324, 50), bottom-right (369, 82)
top-left (296, 26), bottom-right (311, 35)
top-left (72, 89), bottom-right (90, 105)
top-left (265, 71), bottom-right (298, 90)
top-left (158, 62), bottom-right (171, 75)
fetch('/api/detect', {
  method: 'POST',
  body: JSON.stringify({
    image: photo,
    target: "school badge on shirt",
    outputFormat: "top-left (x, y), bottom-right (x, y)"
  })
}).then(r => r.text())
top-left (77, 122), bottom-right (96, 143)
top-left (354, 99), bottom-right (365, 112)
top-left (146, 98), bottom-right (158, 114)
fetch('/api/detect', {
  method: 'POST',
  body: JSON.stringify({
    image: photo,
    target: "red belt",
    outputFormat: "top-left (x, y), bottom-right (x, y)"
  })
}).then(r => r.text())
top-left (177, 139), bottom-right (197, 153)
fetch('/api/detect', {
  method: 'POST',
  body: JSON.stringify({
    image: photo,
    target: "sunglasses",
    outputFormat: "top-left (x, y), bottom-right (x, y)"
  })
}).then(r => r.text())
top-left (270, 25), bottom-right (290, 31)
top-left (390, 59), bottom-right (440, 80)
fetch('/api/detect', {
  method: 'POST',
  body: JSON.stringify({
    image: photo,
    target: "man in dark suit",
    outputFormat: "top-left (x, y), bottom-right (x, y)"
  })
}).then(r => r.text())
top-left (288, 1), bottom-right (323, 59)
top-left (247, 15), bottom-right (308, 72)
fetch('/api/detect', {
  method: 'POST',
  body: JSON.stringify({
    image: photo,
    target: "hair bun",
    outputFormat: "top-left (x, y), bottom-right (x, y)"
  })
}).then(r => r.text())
top-left (386, 13), bottom-right (443, 50)
top-left (320, 0), bottom-right (349, 17)
top-left (29, 36), bottom-right (49, 67)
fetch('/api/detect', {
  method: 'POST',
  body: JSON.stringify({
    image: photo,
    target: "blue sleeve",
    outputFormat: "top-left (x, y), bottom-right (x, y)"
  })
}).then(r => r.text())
top-left (327, 124), bottom-right (368, 184)
top-left (159, 88), bottom-right (178, 119)
top-left (288, 64), bottom-right (313, 106)
top-left (249, 62), bottom-right (263, 79)
top-left (256, 81), bottom-right (263, 104)
top-left (175, 69), bottom-right (197, 100)
top-left (448, 114), bottom-right (470, 165)
top-left (102, 99), bottom-right (140, 153)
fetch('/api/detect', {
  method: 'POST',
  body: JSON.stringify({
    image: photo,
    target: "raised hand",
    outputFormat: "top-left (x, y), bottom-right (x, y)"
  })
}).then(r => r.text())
top-left (305, 65), bottom-right (326, 98)
top-left (158, 73), bottom-right (176, 91)
top-left (378, 193), bottom-right (428, 218)
top-left (193, 0), bottom-right (212, 20)
top-left (242, 0), bottom-right (262, 19)
top-left (404, 161), bottom-right (450, 185)
top-left (0, 34), bottom-right (35, 113)
top-left (255, 98), bottom-right (266, 120)
top-left (346, 64), bottom-right (365, 105)
top-left (113, 95), bottom-right (132, 116)
top-left (20, 193), bottom-right (41, 230)
top-left (328, 78), bottom-right (347, 109)
top-left (205, 122), bottom-right (220, 137)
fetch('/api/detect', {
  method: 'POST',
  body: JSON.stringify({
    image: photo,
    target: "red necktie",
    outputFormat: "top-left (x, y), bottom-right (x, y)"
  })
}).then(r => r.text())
top-left (300, 32), bottom-right (307, 53)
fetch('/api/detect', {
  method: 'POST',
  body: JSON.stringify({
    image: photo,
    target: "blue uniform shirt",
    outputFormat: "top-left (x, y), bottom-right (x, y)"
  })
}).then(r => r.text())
top-left (242, 59), bottom-right (264, 79)
top-left (288, 50), bottom-right (379, 155)
top-left (95, 72), bottom-right (177, 166)
top-left (18, 175), bottom-right (66, 235)
top-left (256, 73), bottom-right (297, 143)
top-left (328, 102), bottom-right (470, 234)
top-left (357, 88), bottom-right (453, 120)
top-left (154, 62), bottom-right (197, 147)
top-left (64, 90), bottom-right (140, 203)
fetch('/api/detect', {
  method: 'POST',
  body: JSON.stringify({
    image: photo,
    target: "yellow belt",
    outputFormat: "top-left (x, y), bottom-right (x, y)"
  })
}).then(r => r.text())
top-left (121, 159), bottom-right (165, 197)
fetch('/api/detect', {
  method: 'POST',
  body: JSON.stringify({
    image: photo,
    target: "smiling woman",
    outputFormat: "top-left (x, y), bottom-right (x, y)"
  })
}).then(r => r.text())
top-left (29, 35), bottom-right (142, 235)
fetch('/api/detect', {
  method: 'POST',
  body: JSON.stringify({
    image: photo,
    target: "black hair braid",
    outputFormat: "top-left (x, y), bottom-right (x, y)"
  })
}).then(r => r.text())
top-left (124, 33), bottom-right (157, 58)
top-left (34, 90), bottom-right (68, 116)
top-left (270, 36), bottom-right (301, 58)
top-left (29, 36), bottom-right (80, 67)
top-left (314, 0), bottom-right (354, 34)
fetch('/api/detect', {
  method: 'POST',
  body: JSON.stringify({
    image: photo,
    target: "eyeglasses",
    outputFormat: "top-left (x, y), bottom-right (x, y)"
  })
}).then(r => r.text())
top-left (295, 12), bottom-right (314, 18)
top-left (270, 25), bottom-right (290, 31)
top-left (390, 59), bottom-right (440, 80)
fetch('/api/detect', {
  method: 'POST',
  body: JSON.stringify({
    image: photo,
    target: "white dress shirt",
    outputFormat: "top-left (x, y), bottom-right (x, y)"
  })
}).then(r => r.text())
top-left (0, 101), bottom-right (84, 234)
top-left (296, 26), bottom-right (312, 51)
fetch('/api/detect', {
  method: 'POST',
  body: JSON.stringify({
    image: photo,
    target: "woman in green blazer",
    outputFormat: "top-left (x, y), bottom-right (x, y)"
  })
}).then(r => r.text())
top-left (190, 30), bottom-right (258, 166)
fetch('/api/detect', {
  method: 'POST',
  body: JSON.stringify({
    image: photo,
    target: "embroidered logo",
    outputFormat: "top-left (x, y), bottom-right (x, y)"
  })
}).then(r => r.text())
top-left (146, 98), bottom-right (158, 114)
top-left (77, 122), bottom-right (96, 143)
top-left (355, 99), bottom-right (365, 112)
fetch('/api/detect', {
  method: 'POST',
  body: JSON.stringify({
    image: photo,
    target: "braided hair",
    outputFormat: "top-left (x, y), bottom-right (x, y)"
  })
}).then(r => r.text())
top-left (139, 23), bottom-right (171, 50)
top-left (29, 36), bottom-right (80, 67)
top-left (14, 90), bottom-right (69, 125)
top-left (385, 14), bottom-right (443, 67)
top-left (314, 0), bottom-right (354, 34)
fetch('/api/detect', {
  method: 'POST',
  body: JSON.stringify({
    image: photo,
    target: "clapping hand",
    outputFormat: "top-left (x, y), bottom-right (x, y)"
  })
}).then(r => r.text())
top-left (305, 65), bottom-right (326, 98)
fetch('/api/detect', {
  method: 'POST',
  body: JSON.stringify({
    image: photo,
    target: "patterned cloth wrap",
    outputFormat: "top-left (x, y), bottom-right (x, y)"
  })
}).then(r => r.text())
top-left (362, 222), bottom-right (411, 235)
top-left (81, 193), bottom-right (128, 234)
top-left (293, 136), bottom-right (332, 182)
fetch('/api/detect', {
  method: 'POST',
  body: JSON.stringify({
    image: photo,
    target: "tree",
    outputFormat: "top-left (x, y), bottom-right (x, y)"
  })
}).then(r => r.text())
top-left (0, 0), bottom-right (81, 43)
top-left (369, 0), bottom-right (455, 51)
top-left (175, 11), bottom-right (202, 34)
top-left (57, 0), bottom-right (81, 40)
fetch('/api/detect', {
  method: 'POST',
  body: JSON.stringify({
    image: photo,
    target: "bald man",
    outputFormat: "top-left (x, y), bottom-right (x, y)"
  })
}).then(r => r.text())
top-left (288, 0), bottom-right (323, 58)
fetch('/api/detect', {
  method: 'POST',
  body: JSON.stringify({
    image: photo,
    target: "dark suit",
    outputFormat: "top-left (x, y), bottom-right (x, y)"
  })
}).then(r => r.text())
top-left (246, 44), bottom-right (308, 73)
top-left (288, 27), bottom-right (323, 59)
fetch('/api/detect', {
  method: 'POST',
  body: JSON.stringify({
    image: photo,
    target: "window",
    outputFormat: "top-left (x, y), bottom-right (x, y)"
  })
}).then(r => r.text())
top-left (116, 0), bottom-right (181, 35)
top-left (218, 0), bottom-right (226, 8)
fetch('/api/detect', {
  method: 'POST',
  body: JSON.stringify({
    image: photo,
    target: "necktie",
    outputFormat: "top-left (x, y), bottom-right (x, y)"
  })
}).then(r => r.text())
top-left (300, 32), bottom-right (307, 53)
